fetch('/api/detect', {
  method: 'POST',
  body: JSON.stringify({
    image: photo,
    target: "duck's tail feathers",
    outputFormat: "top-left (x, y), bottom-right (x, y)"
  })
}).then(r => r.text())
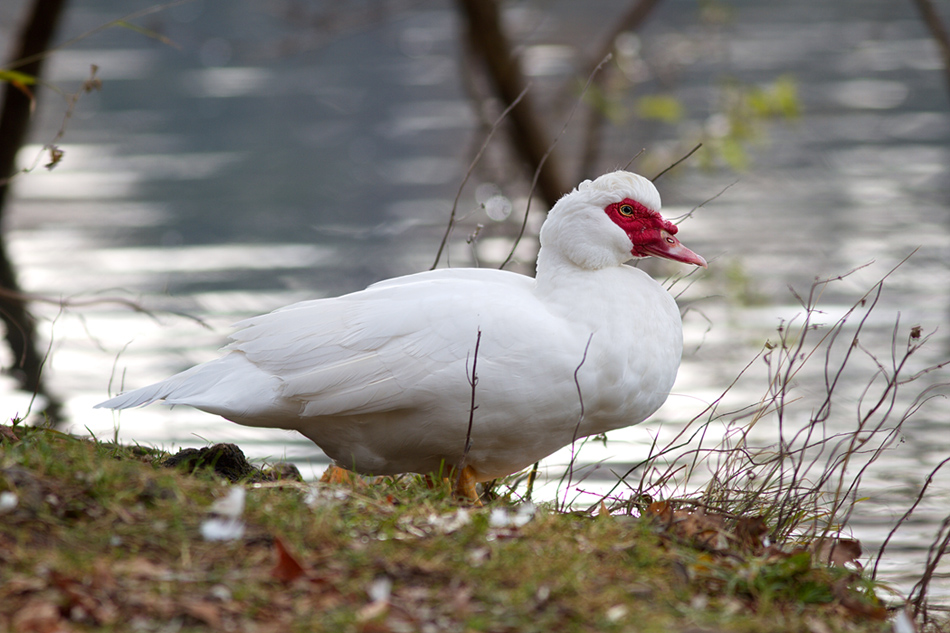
top-left (94, 353), bottom-right (288, 422)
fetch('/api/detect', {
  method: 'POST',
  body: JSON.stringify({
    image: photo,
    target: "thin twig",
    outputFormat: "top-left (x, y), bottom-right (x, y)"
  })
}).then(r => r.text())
top-left (457, 0), bottom-right (568, 207)
top-left (872, 455), bottom-right (950, 580)
top-left (911, 514), bottom-right (950, 620)
top-left (560, 334), bottom-right (594, 510)
top-left (669, 179), bottom-right (738, 223)
top-left (431, 85), bottom-right (530, 270)
top-left (0, 66), bottom-right (103, 186)
top-left (574, 0), bottom-right (662, 92)
top-left (500, 54), bottom-right (613, 270)
top-left (592, 253), bottom-right (948, 565)
top-left (651, 143), bottom-right (702, 182)
top-left (4, 0), bottom-right (193, 71)
top-left (622, 148), bottom-right (646, 171)
top-left (455, 328), bottom-right (482, 491)
top-left (0, 286), bottom-right (211, 329)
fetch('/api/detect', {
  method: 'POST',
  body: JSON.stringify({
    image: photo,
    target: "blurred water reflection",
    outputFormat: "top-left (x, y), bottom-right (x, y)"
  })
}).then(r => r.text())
top-left (3, 0), bottom-right (949, 600)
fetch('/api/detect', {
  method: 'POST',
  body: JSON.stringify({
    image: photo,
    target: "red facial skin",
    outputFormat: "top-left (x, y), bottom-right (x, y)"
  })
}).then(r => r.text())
top-left (605, 198), bottom-right (707, 268)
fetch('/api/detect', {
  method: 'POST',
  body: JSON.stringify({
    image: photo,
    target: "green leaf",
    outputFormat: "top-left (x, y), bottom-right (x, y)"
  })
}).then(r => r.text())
top-left (0, 69), bottom-right (37, 85)
top-left (748, 76), bottom-right (800, 119)
top-left (719, 137), bottom-right (748, 171)
top-left (770, 76), bottom-right (800, 118)
top-left (636, 95), bottom-right (684, 124)
top-left (583, 83), bottom-right (627, 124)
top-left (114, 20), bottom-right (181, 49)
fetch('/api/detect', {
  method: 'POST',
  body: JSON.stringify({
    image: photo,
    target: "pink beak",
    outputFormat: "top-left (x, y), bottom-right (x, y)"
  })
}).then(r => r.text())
top-left (641, 232), bottom-right (707, 268)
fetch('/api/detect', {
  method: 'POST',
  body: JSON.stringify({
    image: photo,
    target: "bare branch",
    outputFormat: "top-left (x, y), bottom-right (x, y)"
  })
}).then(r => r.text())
top-left (911, 514), bottom-right (950, 620)
top-left (872, 455), bottom-right (950, 580)
top-left (456, 0), bottom-right (569, 208)
top-left (455, 328), bottom-right (483, 491)
top-left (622, 148), bottom-right (647, 171)
top-left (3, 1), bottom-right (192, 72)
top-left (0, 286), bottom-right (211, 329)
top-left (575, 0), bottom-right (664, 86)
top-left (560, 334), bottom-right (595, 509)
top-left (431, 84), bottom-right (530, 270)
top-left (573, 0), bottom-right (663, 179)
top-left (500, 54), bottom-right (613, 270)
top-left (911, 0), bottom-right (950, 101)
top-left (651, 143), bottom-right (702, 182)
top-left (669, 179), bottom-right (738, 223)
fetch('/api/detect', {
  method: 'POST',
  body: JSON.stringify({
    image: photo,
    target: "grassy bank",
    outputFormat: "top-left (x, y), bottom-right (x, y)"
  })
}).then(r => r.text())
top-left (1, 422), bottom-right (901, 633)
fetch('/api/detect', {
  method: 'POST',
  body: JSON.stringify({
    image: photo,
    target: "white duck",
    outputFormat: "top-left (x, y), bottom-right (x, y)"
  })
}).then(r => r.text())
top-left (96, 171), bottom-right (705, 498)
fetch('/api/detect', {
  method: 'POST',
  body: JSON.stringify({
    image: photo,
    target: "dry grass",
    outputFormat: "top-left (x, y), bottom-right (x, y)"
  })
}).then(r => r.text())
top-left (481, 263), bottom-right (950, 631)
top-left (1, 420), bottom-right (898, 633)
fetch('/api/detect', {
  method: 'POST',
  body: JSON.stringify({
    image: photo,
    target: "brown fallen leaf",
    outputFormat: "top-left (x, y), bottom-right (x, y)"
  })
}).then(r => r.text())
top-left (735, 516), bottom-right (769, 553)
top-left (181, 599), bottom-right (222, 629)
top-left (649, 502), bottom-right (735, 552)
top-left (132, 593), bottom-right (175, 620)
top-left (0, 425), bottom-right (20, 443)
top-left (12, 598), bottom-right (71, 633)
top-left (50, 570), bottom-right (117, 626)
top-left (646, 500), bottom-right (673, 523)
top-left (356, 600), bottom-right (389, 623)
top-left (1, 574), bottom-right (47, 595)
top-left (90, 560), bottom-right (116, 593)
top-left (320, 464), bottom-right (366, 487)
top-left (677, 508), bottom-right (725, 533)
top-left (271, 535), bottom-right (307, 583)
top-left (112, 557), bottom-right (173, 580)
top-left (831, 577), bottom-right (887, 619)
top-left (358, 621), bottom-right (397, 633)
top-left (813, 537), bottom-right (862, 568)
top-left (677, 510), bottom-right (730, 552)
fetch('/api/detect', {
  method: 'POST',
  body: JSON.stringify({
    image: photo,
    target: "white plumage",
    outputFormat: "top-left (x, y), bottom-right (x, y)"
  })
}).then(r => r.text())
top-left (96, 171), bottom-right (705, 484)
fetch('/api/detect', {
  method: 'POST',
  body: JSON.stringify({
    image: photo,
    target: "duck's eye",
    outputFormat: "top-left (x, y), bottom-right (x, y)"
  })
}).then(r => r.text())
top-left (619, 204), bottom-right (634, 217)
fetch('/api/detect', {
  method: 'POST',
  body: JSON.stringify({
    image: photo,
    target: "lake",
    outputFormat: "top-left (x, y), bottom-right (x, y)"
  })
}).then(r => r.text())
top-left (3, 0), bottom-right (949, 603)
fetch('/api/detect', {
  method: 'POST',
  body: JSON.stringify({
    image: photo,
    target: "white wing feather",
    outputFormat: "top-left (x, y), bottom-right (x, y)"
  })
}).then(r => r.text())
top-left (98, 269), bottom-right (556, 422)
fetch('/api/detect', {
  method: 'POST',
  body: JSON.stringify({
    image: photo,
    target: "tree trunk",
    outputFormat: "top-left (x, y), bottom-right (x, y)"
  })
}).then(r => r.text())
top-left (911, 0), bottom-right (950, 103)
top-left (0, 0), bottom-right (69, 425)
top-left (455, 0), bottom-right (569, 208)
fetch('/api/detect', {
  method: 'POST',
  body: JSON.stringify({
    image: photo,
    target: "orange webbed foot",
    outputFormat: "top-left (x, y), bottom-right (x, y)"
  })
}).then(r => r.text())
top-left (319, 464), bottom-right (361, 486)
top-left (453, 465), bottom-right (482, 506)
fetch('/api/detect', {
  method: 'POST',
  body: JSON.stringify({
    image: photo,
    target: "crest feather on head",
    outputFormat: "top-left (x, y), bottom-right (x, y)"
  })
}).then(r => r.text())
top-left (574, 171), bottom-right (661, 212)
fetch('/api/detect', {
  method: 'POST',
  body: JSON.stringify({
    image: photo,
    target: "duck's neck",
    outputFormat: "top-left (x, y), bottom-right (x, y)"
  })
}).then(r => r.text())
top-left (535, 244), bottom-right (569, 279)
top-left (534, 245), bottom-right (607, 297)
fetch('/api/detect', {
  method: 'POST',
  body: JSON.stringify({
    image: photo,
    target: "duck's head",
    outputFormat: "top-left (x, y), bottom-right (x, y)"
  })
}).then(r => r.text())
top-left (539, 171), bottom-right (707, 271)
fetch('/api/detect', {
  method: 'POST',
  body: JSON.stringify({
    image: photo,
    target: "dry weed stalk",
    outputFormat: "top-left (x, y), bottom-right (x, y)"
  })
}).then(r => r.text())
top-left (538, 260), bottom-right (950, 612)
top-left (454, 328), bottom-right (482, 493)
